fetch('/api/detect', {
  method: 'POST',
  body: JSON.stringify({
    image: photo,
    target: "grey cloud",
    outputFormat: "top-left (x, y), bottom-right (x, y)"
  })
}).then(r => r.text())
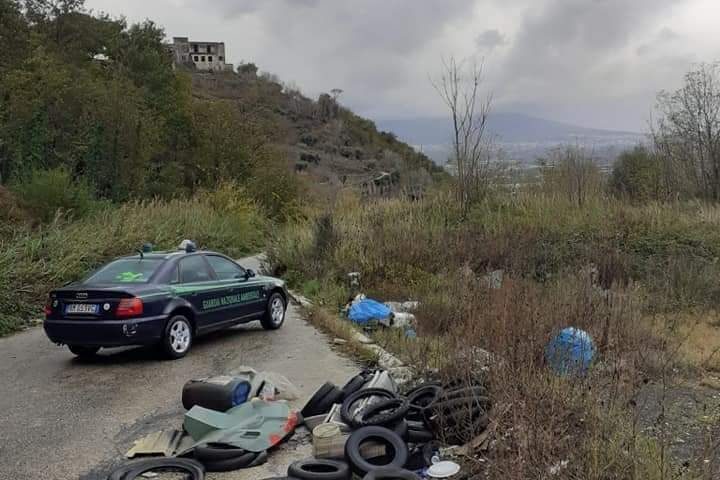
top-left (495, 0), bottom-right (681, 104)
top-left (92, 0), bottom-right (712, 132)
top-left (187, 0), bottom-right (476, 118)
top-left (476, 29), bottom-right (507, 50)
top-left (658, 26), bottom-right (680, 41)
top-left (261, 0), bottom-right (474, 55)
top-left (636, 26), bottom-right (682, 57)
top-left (195, 0), bottom-right (319, 17)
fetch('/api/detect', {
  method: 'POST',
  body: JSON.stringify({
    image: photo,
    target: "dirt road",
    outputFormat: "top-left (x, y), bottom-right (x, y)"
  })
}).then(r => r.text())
top-left (0, 256), bottom-right (357, 480)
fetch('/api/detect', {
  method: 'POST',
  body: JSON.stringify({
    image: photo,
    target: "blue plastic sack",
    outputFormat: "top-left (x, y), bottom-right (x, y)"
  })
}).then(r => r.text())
top-left (348, 299), bottom-right (392, 325)
top-left (545, 327), bottom-right (596, 376)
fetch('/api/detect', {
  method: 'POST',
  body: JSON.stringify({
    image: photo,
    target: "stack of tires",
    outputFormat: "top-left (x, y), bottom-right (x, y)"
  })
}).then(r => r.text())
top-left (291, 371), bottom-right (491, 480)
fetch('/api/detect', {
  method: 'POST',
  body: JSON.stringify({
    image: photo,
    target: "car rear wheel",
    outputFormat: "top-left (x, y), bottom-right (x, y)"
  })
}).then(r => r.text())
top-left (261, 293), bottom-right (286, 330)
top-left (68, 345), bottom-right (100, 358)
top-left (162, 315), bottom-right (193, 359)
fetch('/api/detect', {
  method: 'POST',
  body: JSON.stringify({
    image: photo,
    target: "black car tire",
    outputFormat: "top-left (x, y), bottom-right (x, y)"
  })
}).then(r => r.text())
top-left (68, 345), bottom-right (100, 358)
top-left (161, 315), bottom-right (193, 359)
top-left (406, 421), bottom-right (434, 443)
top-left (407, 384), bottom-right (442, 409)
top-left (429, 396), bottom-right (491, 416)
top-left (287, 459), bottom-right (350, 480)
top-left (354, 398), bottom-right (410, 428)
top-left (440, 385), bottom-right (489, 402)
top-left (202, 450), bottom-right (266, 472)
top-left (200, 452), bottom-right (257, 472)
top-left (391, 419), bottom-right (409, 440)
top-left (345, 427), bottom-right (408, 476)
top-left (340, 388), bottom-right (396, 426)
top-left (107, 458), bottom-right (204, 480)
top-left (340, 373), bottom-right (368, 399)
top-left (363, 468), bottom-right (421, 480)
top-left (301, 382), bottom-right (343, 417)
top-left (194, 444), bottom-right (252, 462)
top-left (261, 292), bottom-right (286, 330)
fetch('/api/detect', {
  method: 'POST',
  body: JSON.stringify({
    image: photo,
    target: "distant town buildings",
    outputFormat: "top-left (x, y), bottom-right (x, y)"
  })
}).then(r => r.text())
top-left (169, 37), bottom-right (233, 72)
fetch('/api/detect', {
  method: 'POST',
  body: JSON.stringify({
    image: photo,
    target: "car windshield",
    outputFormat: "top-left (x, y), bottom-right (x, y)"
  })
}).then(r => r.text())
top-left (84, 258), bottom-right (164, 284)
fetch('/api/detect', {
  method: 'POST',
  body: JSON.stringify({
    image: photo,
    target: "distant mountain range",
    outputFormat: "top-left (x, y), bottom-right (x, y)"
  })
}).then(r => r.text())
top-left (376, 113), bottom-right (646, 166)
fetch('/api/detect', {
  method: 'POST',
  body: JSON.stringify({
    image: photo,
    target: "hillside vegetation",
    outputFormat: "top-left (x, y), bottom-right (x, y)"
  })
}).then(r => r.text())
top-left (0, 0), bottom-right (442, 333)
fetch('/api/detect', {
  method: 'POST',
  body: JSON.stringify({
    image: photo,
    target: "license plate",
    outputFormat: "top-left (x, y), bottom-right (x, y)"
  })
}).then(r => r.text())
top-left (65, 303), bottom-right (99, 315)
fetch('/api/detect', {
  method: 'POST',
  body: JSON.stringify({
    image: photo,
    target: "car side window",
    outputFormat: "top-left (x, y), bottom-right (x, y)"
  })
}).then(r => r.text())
top-left (178, 256), bottom-right (213, 283)
top-left (206, 255), bottom-right (246, 281)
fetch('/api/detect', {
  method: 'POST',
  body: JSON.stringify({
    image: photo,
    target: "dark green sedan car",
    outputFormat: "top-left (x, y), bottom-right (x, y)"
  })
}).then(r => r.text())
top-left (43, 244), bottom-right (288, 359)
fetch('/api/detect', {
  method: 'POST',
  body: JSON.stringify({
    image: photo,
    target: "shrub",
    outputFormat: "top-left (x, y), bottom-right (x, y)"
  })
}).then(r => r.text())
top-left (610, 146), bottom-right (664, 201)
top-left (12, 167), bottom-right (96, 222)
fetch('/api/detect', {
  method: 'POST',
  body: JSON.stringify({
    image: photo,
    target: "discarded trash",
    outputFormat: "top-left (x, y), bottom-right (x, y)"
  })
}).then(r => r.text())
top-left (182, 376), bottom-right (252, 412)
top-left (348, 298), bottom-right (392, 325)
top-left (427, 460), bottom-right (461, 478)
top-left (482, 269), bottom-right (504, 289)
top-left (126, 430), bottom-right (185, 458)
top-left (108, 458), bottom-right (205, 479)
top-left (182, 369), bottom-right (299, 411)
top-left (545, 327), bottom-right (596, 376)
top-left (385, 301), bottom-right (420, 313)
top-left (388, 312), bottom-right (415, 328)
top-left (182, 400), bottom-right (299, 453)
top-left (313, 423), bottom-right (345, 459)
top-left (117, 366), bottom-right (491, 478)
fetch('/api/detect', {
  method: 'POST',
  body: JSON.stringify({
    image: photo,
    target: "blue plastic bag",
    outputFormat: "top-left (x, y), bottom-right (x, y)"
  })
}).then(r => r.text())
top-left (348, 299), bottom-right (392, 325)
top-left (545, 327), bottom-right (596, 376)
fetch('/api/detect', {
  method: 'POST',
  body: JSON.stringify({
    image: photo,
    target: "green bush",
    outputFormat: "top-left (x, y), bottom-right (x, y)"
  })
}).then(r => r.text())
top-left (12, 168), bottom-right (97, 222)
top-left (610, 146), bottom-right (664, 201)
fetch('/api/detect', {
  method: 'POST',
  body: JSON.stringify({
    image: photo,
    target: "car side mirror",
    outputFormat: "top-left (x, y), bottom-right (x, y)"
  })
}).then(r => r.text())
top-left (246, 269), bottom-right (256, 278)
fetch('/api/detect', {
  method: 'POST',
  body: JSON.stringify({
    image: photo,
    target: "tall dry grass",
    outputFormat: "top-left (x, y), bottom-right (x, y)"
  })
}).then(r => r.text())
top-left (270, 189), bottom-right (720, 478)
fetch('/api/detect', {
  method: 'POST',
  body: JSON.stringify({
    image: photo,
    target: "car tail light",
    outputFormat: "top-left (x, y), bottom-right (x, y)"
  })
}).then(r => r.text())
top-left (44, 302), bottom-right (53, 317)
top-left (116, 297), bottom-right (143, 318)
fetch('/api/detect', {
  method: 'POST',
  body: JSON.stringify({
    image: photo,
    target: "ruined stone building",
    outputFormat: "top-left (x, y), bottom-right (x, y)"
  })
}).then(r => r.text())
top-left (169, 37), bottom-right (234, 72)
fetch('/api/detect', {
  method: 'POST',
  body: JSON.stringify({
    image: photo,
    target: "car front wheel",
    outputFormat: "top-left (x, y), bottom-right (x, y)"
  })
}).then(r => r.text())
top-left (261, 293), bottom-right (286, 330)
top-left (162, 315), bottom-right (193, 359)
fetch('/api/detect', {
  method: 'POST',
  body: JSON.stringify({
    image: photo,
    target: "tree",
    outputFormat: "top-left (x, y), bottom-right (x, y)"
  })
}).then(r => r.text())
top-left (330, 88), bottom-right (343, 101)
top-left (432, 57), bottom-right (494, 211)
top-left (540, 146), bottom-right (603, 207)
top-left (654, 62), bottom-right (720, 199)
top-left (0, 0), bottom-right (29, 70)
top-left (609, 146), bottom-right (664, 201)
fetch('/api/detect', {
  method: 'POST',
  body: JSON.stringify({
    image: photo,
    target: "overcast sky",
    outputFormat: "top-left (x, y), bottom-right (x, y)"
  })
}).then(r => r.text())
top-left (86, 0), bottom-right (720, 132)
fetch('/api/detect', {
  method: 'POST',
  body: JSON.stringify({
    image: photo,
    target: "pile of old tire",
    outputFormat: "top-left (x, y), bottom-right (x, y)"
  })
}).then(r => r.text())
top-left (287, 458), bottom-right (350, 480)
top-left (105, 458), bottom-right (205, 479)
top-left (300, 371), bottom-right (372, 418)
top-left (294, 372), bottom-right (490, 479)
top-left (420, 382), bottom-right (491, 445)
top-left (287, 455), bottom-right (420, 480)
top-left (192, 444), bottom-right (267, 472)
top-left (338, 382), bottom-right (439, 475)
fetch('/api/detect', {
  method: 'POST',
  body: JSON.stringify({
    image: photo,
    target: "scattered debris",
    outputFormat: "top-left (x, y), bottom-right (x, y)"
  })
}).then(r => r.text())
top-left (482, 270), bottom-right (504, 290)
top-left (348, 298), bottom-right (392, 326)
top-left (115, 365), bottom-right (490, 479)
top-left (545, 327), bottom-right (596, 376)
top-left (427, 460), bottom-right (461, 478)
top-left (385, 301), bottom-right (420, 313)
